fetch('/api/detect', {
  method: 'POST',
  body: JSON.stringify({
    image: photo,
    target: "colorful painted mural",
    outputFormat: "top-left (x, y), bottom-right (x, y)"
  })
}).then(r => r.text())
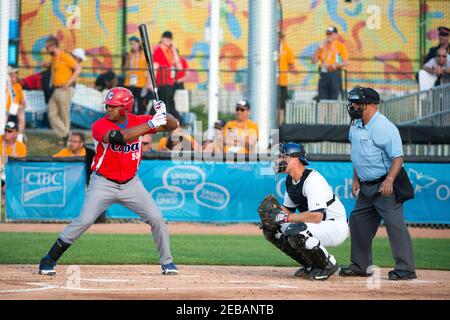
top-left (19, 0), bottom-right (449, 93)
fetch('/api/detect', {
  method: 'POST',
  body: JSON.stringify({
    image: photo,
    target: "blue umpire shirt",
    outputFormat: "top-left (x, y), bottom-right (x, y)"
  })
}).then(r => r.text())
top-left (349, 111), bottom-right (404, 182)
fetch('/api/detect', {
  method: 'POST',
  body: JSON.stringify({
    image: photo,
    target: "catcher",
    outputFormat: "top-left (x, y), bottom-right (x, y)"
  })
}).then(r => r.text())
top-left (258, 143), bottom-right (349, 280)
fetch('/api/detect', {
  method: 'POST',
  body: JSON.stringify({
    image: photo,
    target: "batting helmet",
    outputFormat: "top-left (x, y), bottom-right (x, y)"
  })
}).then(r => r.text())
top-left (104, 87), bottom-right (134, 116)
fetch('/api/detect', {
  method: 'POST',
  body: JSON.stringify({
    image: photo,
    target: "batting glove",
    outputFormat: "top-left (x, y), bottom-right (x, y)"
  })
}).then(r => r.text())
top-left (154, 100), bottom-right (166, 115)
top-left (148, 112), bottom-right (167, 129)
top-left (270, 211), bottom-right (289, 226)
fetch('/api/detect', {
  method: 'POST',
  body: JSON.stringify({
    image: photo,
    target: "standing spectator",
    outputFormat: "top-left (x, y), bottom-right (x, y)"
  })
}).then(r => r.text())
top-left (423, 26), bottom-right (450, 64)
top-left (223, 99), bottom-right (259, 154)
top-left (0, 121), bottom-right (27, 204)
top-left (124, 36), bottom-right (152, 115)
top-left (153, 31), bottom-right (182, 122)
top-left (44, 35), bottom-right (81, 146)
top-left (6, 66), bottom-right (26, 142)
top-left (312, 26), bottom-right (348, 101)
top-left (72, 48), bottom-right (87, 64)
top-left (277, 31), bottom-right (295, 125)
top-left (421, 47), bottom-right (450, 88)
top-left (340, 86), bottom-right (416, 281)
top-left (174, 49), bottom-right (189, 91)
top-left (53, 131), bottom-right (86, 157)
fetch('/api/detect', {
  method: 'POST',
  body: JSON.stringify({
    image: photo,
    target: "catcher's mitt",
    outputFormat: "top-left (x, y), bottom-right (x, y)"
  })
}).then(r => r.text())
top-left (257, 194), bottom-right (282, 230)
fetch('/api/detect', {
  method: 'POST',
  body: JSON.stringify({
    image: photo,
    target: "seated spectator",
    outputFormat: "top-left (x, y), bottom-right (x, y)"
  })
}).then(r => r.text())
top-left (423, 26), bottom-right (449, 64)
top-left (1, 121), bottom-right (27, 204)
top-left (142, 134), bottom-right (155, 154)
top-left (158, 127), bottom-right (201, 152)
top-left (420, 47), bottom-right (450, 90)
top-left (95, 70), bottom-right (118, 92)
top-left (6, 66), bottom-right (26, 142)
top-left (223, 99), bottom-right (259, 154)
top-left (203, 119), bottom-right (226, 154)
top-left (53, 131), bottom-right (86, 157)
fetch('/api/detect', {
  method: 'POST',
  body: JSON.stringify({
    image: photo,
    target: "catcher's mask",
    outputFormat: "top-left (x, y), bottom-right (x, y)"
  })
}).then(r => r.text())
top-left (272, 142), bottom-right (309, 174)
top-left (346, 86), bottom-right (380, 122)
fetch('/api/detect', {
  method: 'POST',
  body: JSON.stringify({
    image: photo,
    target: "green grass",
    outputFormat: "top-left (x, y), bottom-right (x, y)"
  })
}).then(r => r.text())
top-left (0, 232), bottom-right (449, 270)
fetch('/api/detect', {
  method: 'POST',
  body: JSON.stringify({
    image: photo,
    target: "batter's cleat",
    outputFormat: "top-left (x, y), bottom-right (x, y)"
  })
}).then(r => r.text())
top-left (339, 265), bottom-right (373, 277)
top-left (294, 265), bottom-right (314, 279)
top-left (161, 263), bottom-right (179, 275)
top-left (312, 263), bottom-right (339, 281)
top-left (388, 269), bottom-right (417, 281)
top-left (39, 255), bottom-right (56, 276)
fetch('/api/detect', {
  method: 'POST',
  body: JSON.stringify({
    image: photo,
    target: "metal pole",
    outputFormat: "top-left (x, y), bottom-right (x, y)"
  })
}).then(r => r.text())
top-left (0, 0), bottom-right (11, 221)
top-left (247, 0), bottom-right (278, 151)
top-left (207, 0), bottom-right (221, 140)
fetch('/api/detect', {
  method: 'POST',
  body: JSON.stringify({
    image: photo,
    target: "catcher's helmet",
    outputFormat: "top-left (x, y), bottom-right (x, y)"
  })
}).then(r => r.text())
top-left (272, 142), bottom-right (309, 173)
top-left (104, 87), bottom-right (134, 116)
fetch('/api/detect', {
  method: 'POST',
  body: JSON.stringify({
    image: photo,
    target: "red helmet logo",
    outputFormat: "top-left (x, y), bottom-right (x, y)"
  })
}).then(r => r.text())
top-left (104, 87), bottom-right (134, 116)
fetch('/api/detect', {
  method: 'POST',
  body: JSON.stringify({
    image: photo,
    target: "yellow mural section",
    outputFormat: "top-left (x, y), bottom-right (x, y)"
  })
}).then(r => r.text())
top-left (18, 0), bottom-right (450, 92)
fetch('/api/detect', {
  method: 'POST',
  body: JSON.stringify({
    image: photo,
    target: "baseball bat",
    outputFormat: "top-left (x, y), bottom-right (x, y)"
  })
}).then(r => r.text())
top-left (138, 24), bottom-right (159, 101)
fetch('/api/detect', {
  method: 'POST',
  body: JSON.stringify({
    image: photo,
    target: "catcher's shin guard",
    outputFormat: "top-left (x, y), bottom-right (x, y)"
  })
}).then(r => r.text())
top-left (262, 227), bottom-right (313, 267)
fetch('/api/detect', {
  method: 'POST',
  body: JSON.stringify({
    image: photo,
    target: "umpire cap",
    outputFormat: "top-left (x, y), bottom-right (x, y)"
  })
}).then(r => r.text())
top-left (347, 86), bottom-right (380, 105)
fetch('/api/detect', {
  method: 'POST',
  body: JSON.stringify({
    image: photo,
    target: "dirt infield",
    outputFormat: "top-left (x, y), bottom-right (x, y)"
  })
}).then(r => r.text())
top-left (0, 222), bottom-right (449, 238)
top-left (0, 265), bottom-right (449, 300)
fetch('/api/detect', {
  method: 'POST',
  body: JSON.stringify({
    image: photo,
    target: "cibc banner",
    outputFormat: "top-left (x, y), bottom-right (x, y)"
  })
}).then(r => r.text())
top-left (5, 161), bottom-right (85, 220)
top-left (5, 160), bottom-right (450, 223)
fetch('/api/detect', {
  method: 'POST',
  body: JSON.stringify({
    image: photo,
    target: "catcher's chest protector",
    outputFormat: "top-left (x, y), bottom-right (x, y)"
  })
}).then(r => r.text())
top-left (285, 169), bottom-right (312, 212)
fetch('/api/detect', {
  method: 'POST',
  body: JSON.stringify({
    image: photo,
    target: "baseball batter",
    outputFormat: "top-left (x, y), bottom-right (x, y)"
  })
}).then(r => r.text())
top-left (260, 143), bottom-right (349, 280)
top-left (39, 87), bottom-right (180, 276)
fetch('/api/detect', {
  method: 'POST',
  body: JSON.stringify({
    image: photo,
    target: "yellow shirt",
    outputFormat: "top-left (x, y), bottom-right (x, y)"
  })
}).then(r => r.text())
top-left (0, 136), bottom-right (27, 171)
top-left (157, 135), bottom-right (199, 151)
top-left (278, 41), bottom-right (295, 86)
top-left (53, 147), bottom-right (86, 157)
top-left (316, 40), bottom-right (348, 68)
top-left (6, 82), bottom-right (25, 113)
top-left (51, 51), bottom-right (77, 87)
top-left (124, 50), bottom-right (148, 88)
top-left (223, 120), bottom-right (259, 154)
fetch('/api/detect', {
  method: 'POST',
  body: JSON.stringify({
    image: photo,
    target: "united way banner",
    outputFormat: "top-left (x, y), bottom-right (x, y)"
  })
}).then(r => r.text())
top-left (6, 162), bottom-right (85, 220)
top-left (107, 160), bottom-right (450, 224)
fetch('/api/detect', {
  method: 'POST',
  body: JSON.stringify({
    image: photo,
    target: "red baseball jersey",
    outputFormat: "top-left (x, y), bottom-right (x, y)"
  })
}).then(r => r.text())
top-left (91, 113), bottom-right (157, 182)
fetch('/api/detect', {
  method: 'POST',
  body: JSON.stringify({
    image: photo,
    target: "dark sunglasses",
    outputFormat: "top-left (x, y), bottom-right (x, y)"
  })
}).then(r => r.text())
top-left (236, 107), bottom-right (248, 112)
top-left (439, 32), bottom-right (449, 37)
top-left (142, 142), bottom-right (151, 146)
top-left (438, 54), bottom-right (447, 58)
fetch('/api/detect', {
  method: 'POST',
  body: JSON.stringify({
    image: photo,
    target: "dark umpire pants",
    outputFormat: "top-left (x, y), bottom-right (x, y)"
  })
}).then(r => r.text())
top-left (349, 182), bottom-right (415, 273)
top-left (318, 70), bottom-right (341, 101)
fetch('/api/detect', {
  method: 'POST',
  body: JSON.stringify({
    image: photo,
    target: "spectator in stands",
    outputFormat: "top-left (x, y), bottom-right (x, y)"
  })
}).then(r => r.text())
top-left (277, 31), bottom-right (295, 125)
top-left (72, 48), bottom-right (87, 64)
top-left (95, 70), bottom-right (118, 92)
top-left (43, 35), bottom-right (81, 146)
top-left (158, 127), bottom-right (201, 152)
top-left (53, 131), bottom-right (86, 157)
top-left (423, 26), bottom-right (450, 65)
top-left (174, 49), bottom-right (189, 91)
top-left (421, 47), bottom-right (450, 87)
top-left (141, 134), bottom-right (155, 154)
top-left (223, 99), bottom-right (259, 154)
top-left (203, 119), bottom-right (226, 154)
top-left (6, 66), bottom-right (26, 143)
top-left (0, 121), bottom-right (27, 204)
top-left (124, 36), bottom-right (152, 115)
top-left (153, 31), bottom-right (182, 122)
top-left (312, 26), bottom-right (348, 101)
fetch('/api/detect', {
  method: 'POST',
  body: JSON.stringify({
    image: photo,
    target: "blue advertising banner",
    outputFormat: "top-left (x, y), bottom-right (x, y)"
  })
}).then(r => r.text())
top-left (107, 160), bottom-right (450, 224)
top-left (6, 162), bottom-right (85, 220)
top-left (5, 160), bottom-right (450, 223)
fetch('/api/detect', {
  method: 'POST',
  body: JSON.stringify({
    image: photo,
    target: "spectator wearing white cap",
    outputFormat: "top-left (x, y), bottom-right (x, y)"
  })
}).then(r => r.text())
top-left (72, 48), bottom-right (87, 64)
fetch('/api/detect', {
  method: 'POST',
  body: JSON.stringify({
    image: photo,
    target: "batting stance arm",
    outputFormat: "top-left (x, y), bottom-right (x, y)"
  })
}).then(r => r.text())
top-left (102, 113), bottom-right (179, 144)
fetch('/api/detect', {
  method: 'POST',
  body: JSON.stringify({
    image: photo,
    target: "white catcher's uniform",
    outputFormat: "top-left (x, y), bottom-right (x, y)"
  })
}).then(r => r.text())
top-left (280, 170), bottom-right (349, 248)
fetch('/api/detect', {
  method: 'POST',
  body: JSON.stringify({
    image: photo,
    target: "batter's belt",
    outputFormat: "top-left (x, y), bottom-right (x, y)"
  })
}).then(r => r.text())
top-left (94, 171), bottom-right (135, 184)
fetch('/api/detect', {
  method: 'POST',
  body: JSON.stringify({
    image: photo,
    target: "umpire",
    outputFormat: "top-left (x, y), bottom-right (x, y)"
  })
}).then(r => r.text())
top-left (339, 86), bottom-right (416, 281)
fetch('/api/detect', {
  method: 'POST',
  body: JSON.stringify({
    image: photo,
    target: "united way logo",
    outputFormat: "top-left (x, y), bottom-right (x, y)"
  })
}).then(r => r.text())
top-left (22, 167), bottom-right (66, 207)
